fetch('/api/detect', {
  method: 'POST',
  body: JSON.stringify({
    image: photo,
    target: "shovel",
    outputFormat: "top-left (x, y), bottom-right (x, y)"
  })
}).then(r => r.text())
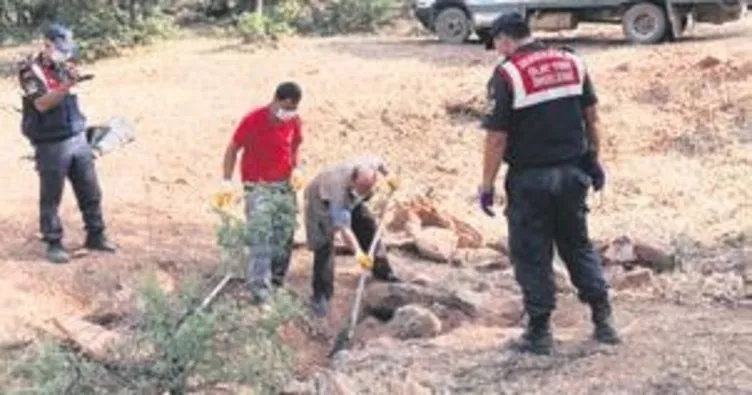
top-left (328, 191), bottom-right (395, 358)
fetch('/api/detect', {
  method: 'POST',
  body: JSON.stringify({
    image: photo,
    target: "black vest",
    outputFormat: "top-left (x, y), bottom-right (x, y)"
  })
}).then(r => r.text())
top-left (496, 43), bottom-right (588, 169)
top-left (20, 61), bottom-right (86, 144)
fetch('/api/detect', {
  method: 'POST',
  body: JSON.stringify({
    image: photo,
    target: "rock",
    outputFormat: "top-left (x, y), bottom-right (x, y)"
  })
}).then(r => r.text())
top-left (486, 239), bottom-right (509, 256)
top-left (50, 316), bottom-right (126, 363)
top-left (392, 197), bottom-right (484, 249)
top-left (701, 272), bottom-right (744, 301)
top-left (453, 218), bottom-right (484, 249)
top-left (602, 236), bottom-right (637, 265)
top-left (388, 304), bottom-right (442, 339)
top-left (452, 248), bottom-right (509, 270)
top-left (633, 242), bottom-right (677, 273)
top-left (387, 205), bottom-right (422, 237)
top-left (601, 236), bottom-right (675, 272)
top-left (410, 274), bottom-right (432, 286)
top-left (364, 282), bottom-right (477, 320)
top-left (612, 268), bottom-right (655, 291)
top-left (409, 197), bottom-right (455, 228)
top-left (383, 232), bottom-right (417, 250)
top-left (414, 227), bottom-right (458, 263)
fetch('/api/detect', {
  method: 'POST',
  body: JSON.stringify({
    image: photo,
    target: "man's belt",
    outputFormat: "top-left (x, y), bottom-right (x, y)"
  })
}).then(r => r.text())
top-left (243, 180), bottom-right (291, 192)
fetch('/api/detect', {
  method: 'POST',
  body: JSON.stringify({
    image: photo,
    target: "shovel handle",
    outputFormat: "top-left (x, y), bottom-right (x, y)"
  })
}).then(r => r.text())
top-left (366, 190), bottom-right (396, 258)
top-left (348, 190), bottom-right (395, 326)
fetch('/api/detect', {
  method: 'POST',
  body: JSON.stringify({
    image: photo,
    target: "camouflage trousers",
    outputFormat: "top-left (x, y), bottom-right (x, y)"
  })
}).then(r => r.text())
top-left (244, 182), bottom-right (298, 293)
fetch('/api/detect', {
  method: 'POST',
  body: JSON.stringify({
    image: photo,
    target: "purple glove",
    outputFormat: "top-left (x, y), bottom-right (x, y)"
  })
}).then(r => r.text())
top-left (580, 150), bottom-right (605, 192)
top-left (479, 187), bottom-right (495, 217)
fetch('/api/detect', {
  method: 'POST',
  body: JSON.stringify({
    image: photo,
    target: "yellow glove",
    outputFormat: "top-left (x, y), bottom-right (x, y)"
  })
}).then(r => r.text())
top-left (213, 180), bottom-right (237, 210)
top-left (386, 175), bottom-right (400, 192)
top-left (355, 250), bottom-right (374, 270)
top-left (290, 169), bottom-right (304, 191)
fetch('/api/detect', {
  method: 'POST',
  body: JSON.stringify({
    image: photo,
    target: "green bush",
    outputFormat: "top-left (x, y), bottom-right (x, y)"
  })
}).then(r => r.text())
top-left (1, 0), bottom-right (401, 57)
top-left (237, 11), bottom-right (271, 42)
top-left (315, 0), bottom-right (398, 35)
top-left (0, 0), bottom-right (178, 61)
top-left (10, 279), bottom-right (301, 394)
top-left (8, 209), bottom-right (302, 394)
top-left (236, 0), bottom-right (305, 43)
top-left (74, 12), bottom-right (178, 62)
top-left (234, 0), bottom-right (398, 41)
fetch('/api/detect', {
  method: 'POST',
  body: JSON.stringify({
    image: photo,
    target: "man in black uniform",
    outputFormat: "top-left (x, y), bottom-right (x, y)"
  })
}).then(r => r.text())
top-left (18, 24), bottom-right (116, 264)
top-left (478, 13), bottom-right (620, 355)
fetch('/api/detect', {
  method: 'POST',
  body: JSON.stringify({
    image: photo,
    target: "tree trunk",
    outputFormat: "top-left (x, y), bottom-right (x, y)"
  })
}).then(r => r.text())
top-left (234, 0), bottom-right (254, 14)
top-left (129, 0), bottom-right (138, 26)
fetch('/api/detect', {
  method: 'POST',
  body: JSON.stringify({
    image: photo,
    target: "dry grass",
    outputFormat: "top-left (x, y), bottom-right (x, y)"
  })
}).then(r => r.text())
top-left (1, 17), bottom-right (752, 391)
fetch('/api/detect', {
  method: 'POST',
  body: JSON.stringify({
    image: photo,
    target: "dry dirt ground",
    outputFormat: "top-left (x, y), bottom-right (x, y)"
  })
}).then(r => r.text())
top-left (1, 16), bottom-right (752, 394)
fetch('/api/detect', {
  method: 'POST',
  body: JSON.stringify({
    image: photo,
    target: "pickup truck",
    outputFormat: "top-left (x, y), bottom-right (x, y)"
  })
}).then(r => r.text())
top-left (412, 0), bottom-right (747, 45)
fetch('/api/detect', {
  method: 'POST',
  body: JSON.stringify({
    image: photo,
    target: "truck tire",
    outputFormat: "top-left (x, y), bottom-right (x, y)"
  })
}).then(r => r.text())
top-left (622, 2), bottom-right (669, 44)
top-left (435, 7), bottom-right (471, 44)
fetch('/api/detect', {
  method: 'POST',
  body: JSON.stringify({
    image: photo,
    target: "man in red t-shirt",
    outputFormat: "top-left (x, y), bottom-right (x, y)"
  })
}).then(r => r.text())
top-left (219, 82), bottom-right (303, 303)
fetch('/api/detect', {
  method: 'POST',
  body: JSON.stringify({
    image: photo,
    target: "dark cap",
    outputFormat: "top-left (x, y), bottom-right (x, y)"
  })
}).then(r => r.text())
top-left (44, 23), bottom-right (76, 53)
top-left (489, 12), bottom-right (531, 39)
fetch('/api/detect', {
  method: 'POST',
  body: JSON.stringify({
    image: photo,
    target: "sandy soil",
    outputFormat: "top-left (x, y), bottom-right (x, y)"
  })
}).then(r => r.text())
top-left (1, 16), bottom-right (752, 393)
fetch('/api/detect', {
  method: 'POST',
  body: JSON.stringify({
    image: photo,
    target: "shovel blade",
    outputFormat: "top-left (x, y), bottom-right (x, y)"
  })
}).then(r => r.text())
top-left (328, 328), bottom-right (352, 358)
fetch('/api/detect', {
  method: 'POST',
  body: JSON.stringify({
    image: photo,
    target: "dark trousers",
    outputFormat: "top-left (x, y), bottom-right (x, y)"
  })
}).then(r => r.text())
top-left (34, 133), bottom-right (105, 244)
top-left (312, 203), bottom-right (394, 300)
top-left (505, 164), bottom-right (609, 319)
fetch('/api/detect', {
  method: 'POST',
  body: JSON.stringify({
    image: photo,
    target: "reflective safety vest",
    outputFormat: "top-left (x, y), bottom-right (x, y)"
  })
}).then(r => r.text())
top-left (498, 48), bottom-right (586, 110)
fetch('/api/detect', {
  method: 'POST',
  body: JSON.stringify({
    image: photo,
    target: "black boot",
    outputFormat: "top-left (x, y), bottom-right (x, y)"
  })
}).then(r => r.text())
top-left (85, 232), bottom-right (117, 253)
top-left (590, 298), bottom-right (621, 345)
top-left (46, 241), bottom-right (70, 264)
top-left (513, 314), bottom-right (554, 355)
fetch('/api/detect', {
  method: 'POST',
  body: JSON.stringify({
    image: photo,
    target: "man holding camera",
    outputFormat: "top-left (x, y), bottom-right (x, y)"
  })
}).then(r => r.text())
top-left (18, 23), bottom-right (116, 264)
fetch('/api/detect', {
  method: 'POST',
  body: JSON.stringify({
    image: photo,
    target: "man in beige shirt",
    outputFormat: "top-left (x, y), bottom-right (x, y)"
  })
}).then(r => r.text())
top-left (304, 155), bottom-right (400, 317)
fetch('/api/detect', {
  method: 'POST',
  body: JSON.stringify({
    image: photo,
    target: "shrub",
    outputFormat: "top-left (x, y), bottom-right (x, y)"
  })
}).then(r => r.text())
top-left (0, 0), bottom-right (178, 61)
top-left (234, 0), bottom-right (398, 41)
top-left (315, 0), bottom-right (398, 35)
top-left (8, 208), bottom-right (302, 394)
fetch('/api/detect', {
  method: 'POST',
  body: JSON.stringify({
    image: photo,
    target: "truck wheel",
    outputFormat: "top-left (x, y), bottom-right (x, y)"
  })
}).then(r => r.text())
top-left (622, 2), bottom-right (668, 44)
top-left (435, 7), bottom-right (471, 44)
